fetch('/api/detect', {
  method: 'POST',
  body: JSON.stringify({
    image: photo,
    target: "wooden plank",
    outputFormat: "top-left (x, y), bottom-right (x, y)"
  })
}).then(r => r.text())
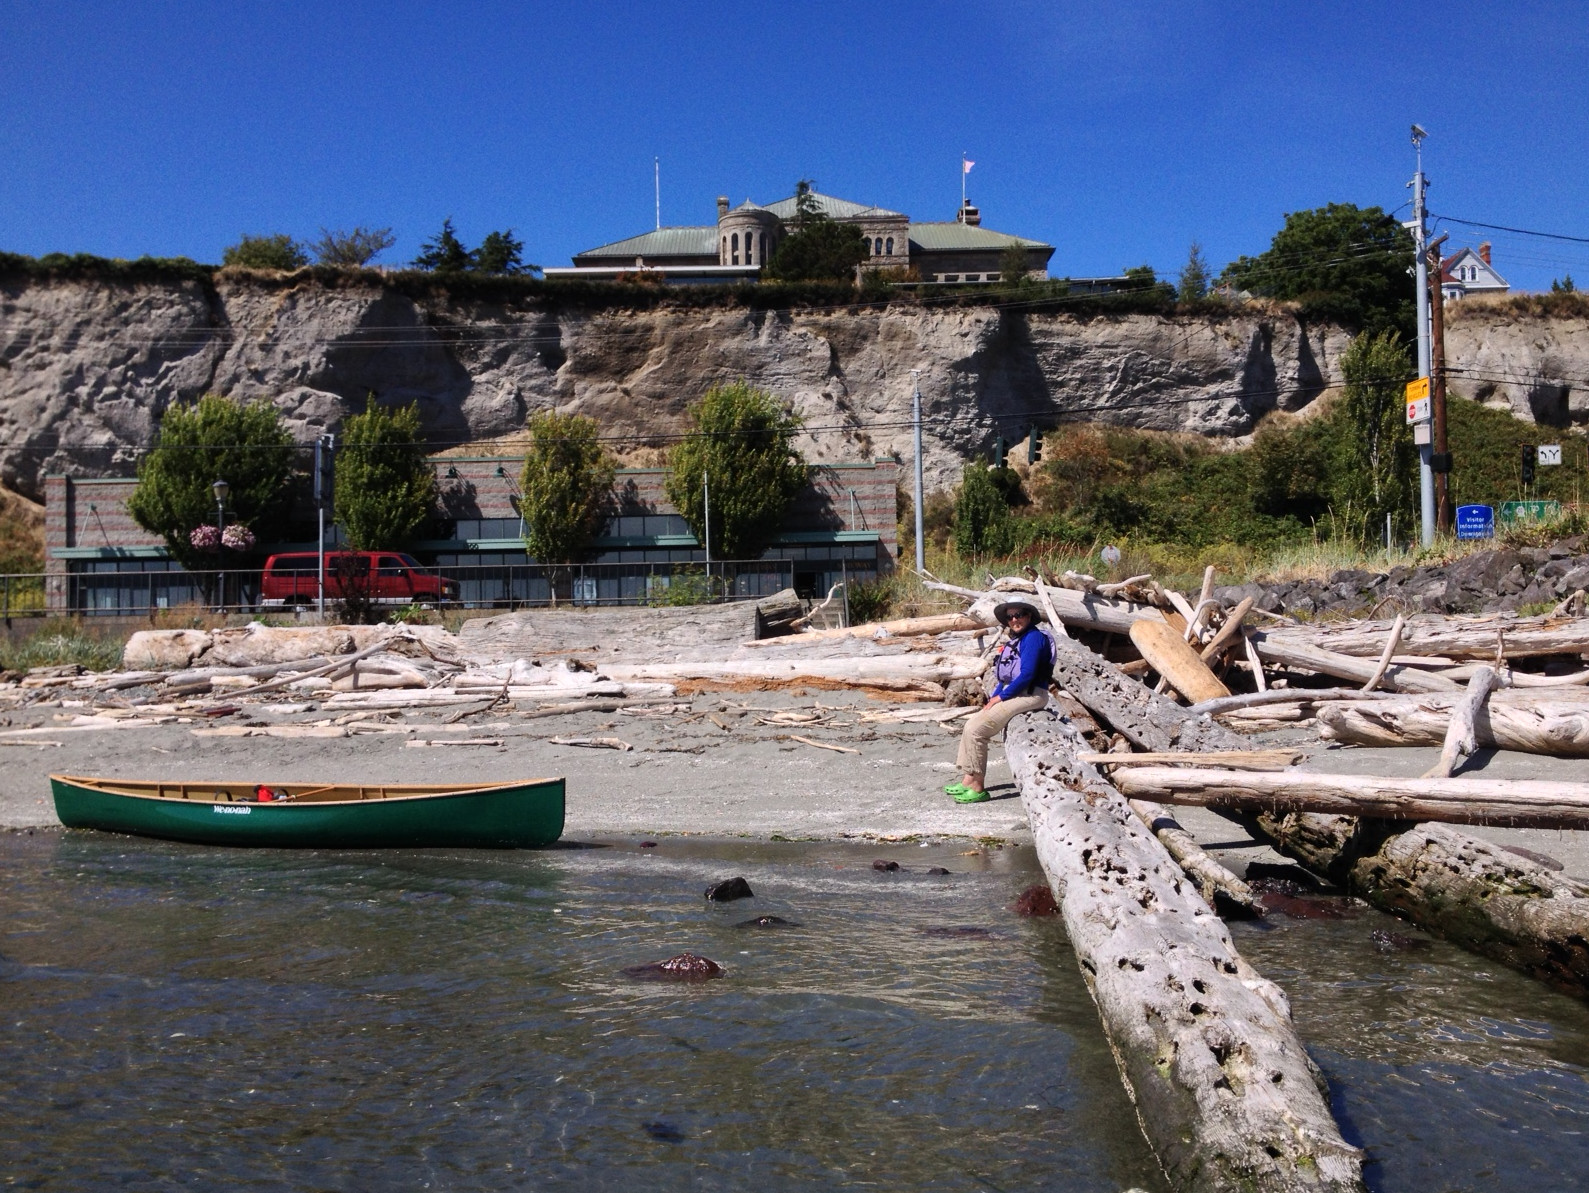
top-left (1129, 619), bottom-right (1231, 703)
top-left (1006, 713), bottom-right (1364, 1192)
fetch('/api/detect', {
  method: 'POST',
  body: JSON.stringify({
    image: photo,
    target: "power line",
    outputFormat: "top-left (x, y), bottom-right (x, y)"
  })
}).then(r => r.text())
top-left (1435, 215), bottom-right (1589, 247)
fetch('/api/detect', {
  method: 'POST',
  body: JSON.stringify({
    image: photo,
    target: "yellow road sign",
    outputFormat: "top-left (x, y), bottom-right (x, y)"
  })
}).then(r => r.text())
top-left (1405, 376), bottom-right (1430, 402)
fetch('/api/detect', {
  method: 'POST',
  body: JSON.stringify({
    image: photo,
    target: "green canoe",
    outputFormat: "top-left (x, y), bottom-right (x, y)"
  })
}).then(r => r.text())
top-left (50, 773), bottom-right (565, 849)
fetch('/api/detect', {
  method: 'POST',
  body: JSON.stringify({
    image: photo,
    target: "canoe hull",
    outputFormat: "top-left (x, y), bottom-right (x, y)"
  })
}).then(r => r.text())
top-left (51, 777), bottom-right (565, 849)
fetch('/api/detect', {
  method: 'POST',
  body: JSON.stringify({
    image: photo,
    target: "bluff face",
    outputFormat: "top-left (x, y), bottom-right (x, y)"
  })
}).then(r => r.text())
top-left (0, 272), bottom-right (1573, 503)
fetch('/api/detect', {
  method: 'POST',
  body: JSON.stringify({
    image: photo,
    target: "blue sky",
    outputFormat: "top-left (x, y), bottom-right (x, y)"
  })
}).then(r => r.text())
top-left (3, 1), bottom-right (1587, 291)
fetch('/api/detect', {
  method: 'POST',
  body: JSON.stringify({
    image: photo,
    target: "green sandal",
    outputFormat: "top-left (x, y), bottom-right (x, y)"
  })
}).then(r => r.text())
top-left (953, 787), bottom-right (991, 804)
top-left (943, 781), bottom-right (971, 796)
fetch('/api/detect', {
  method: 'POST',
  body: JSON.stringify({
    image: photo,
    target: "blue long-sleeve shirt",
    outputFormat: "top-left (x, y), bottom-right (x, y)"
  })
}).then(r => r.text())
top-left (990, 625), bottom-right (1054, 700)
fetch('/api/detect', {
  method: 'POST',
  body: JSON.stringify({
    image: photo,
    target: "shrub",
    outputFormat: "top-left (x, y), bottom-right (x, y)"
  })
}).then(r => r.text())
top-left (953, 462), bottom-right (1013, 556)
top-left (222, 234), bottom-right (309, 270)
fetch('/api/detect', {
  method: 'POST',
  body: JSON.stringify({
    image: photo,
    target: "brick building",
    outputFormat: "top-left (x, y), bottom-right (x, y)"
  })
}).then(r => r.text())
top-left (44, 457), bottom-right (900, 613)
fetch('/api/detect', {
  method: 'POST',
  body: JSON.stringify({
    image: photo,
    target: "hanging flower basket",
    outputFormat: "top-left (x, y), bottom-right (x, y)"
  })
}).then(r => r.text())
top-left (222, 524), bottom-right (256, 552)
top-left (189, 524), bottom-right (220, 552)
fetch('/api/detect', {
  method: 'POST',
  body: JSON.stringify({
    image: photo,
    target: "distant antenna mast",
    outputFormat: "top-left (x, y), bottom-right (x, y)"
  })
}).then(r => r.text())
top-left (655, 157), bottom-right (661, 230)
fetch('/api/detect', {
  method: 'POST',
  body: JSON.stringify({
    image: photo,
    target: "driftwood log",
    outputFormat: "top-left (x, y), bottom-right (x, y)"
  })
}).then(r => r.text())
top-left (1422, 666), bottom-right (1502, 779)
top-left (1263, 614), bottom-right (1589, 661)
top-left (1007, 712), bottom-right (1363, 1192)
top-left (1256, 811), bottom-right (1589, 997)
top-left (923, 577), bottom-right (1165, 634)
top-left (1248, 631), bottom-right (1461, 693)
top-left (1127, 798), bottom-right (1257, 912)
top-left (1111, 766), bottom-right (1589, 830)
top-left (1049, 636), bottom-right (1248, 753)
top-left (1318, 688), bottom-right (1589, 757)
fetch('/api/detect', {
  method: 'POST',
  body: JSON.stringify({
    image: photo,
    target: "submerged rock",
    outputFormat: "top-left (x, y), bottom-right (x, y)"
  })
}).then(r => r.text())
top-left (1012, 883), bottom-right (1060, 917)
top-left (1371, 928), bottom-right (1432, 952)
top-left (872, 859), bottom-right (900, 872)
top-left (704, 876), bottom-right (753, 902)
top-left (642, 1120), bottom-right (686, 1143)
top-left (924, 867), bottom-right (952, 876)
top-left (623, 953), bottom-right (724, 981)
top-left (734, 915), bottom-right (802, 929)
top-left (921, 926), bottom-right (994, 939)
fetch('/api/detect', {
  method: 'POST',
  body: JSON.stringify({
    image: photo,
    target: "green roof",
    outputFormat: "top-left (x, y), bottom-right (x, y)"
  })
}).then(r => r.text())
top-left (907, 222), bottom-right (1051, 251)
top-left (762, 191), bottom-right (904, 221)
top-left (575, 226), bottom-right (718, 259)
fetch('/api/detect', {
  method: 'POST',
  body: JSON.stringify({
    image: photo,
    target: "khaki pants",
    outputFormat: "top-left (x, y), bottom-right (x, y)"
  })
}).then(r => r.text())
top-left (955, 692), bottom-right (1049, 779)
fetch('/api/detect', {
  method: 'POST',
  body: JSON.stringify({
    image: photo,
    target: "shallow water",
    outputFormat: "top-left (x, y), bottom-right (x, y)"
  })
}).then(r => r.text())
top-left (5, 833), bottom-right (1589, 1191)
top-left (0, 833), bottom-right (1161, 1192)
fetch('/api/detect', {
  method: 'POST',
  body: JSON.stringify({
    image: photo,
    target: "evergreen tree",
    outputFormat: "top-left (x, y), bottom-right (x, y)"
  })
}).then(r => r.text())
top-left (764, 181), bottom-right (869, 282)
top-left (334, 397), bottom-right (436, 549)
top-left (1177, 241), bottom-right (1210, 301)
top-left (664, 382), bottom-right (809, 559)
top-left (127, 394), bottom-right (295, 570)
top-left (413, 218), bottom-right (475, 272)
top-left (519, 411), bottom-right (615, 562)
top-left (999, 243), bottom-right (1031, 288)
top-left (476, 229), bottom-right (535, 275)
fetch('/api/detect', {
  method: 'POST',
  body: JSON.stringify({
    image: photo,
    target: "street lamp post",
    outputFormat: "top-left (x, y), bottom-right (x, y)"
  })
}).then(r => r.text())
top-left (212, 479), bottom-right (229, 612)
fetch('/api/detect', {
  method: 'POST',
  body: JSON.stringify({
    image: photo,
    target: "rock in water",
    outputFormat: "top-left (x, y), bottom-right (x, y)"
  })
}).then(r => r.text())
top-left (872, 859), bottom-right (900, 872)
top-left (1011, 883), bottom-right (1059, 917)
top-left (624, 953), bottom-right (724, 981)
top-left (704, 876), bottom-right (753, 902)
top-left (925, 867), bottom-right (952, 876)
top-left (642, 1121), bottom-right (686, 1143)
top-left (1371, 928), bottom-right (1432, 952)
top-left (734, 915), bottom-right (802, 929)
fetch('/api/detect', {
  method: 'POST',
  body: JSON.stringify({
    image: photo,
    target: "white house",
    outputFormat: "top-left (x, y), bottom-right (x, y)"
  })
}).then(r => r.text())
top-left (1441, 242), bottom-right (1509, 300)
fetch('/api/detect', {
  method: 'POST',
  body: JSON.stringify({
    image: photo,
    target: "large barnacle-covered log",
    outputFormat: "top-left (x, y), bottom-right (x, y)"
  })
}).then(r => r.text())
top-left (1007, 712), bottom-right (1364, 1193)
top-left (1256, 811), bottom-right (1589, 998)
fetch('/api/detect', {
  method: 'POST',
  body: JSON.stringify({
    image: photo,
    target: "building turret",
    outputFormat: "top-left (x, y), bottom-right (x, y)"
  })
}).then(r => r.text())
top-left (718, 200), bottom-right (781, 268)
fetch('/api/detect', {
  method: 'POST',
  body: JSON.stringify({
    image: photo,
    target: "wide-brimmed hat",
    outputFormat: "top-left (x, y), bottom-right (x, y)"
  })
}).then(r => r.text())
top-left (993, 599), bottom-right (1044, 626)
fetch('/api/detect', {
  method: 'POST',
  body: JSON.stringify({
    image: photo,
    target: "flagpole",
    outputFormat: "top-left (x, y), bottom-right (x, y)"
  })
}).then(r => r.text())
top-left (961, 153), bottom-right (966, 211)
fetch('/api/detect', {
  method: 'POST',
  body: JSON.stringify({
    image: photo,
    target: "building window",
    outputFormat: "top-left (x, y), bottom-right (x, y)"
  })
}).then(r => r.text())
top-left (745, 235), bottom-right (752, 265)
top-left (885, 237), bottom-right (893, 255)
top-left (721, 236), bottom-right (727, 261)
top-left (731, 232), bottom-right (739, 265)
top-left (760, 233), bottom-right (767, 263)
top-left (873, 238), bottom-right (882, 256)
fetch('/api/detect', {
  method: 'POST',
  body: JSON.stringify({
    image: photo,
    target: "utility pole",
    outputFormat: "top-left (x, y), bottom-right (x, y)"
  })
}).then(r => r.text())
top-left (314, 434), bottom-right (334, 619)
top-left (702, 471), bottom-right (710, 568)
top-left (1410, 125), bottom-right (1435, 546)
top-left (911, 370), bottom-right (925, 573)
top-left (1427, 233), bottom-right (1451, 532)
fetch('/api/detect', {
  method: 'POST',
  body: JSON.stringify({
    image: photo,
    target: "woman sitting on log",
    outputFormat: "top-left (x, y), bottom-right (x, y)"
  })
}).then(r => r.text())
top-left (947, 599), bottom-right (1053, 804)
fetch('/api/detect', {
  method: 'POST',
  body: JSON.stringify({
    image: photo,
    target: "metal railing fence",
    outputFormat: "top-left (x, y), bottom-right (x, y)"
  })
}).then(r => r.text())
top-left (18, 559), bottom-right (803, 620)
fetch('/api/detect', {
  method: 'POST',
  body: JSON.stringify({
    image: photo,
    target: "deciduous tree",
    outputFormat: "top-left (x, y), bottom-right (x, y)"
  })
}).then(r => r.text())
top-left (519, 411), bottom-right (615, 562)
top-left (1335, 331), bottom-right (1415, 541)
top-left (1219, 203), bottom-right (1415, 337)
top-left (953, 461), bottom-right (1013, 557)
top-left (334, 397), bottom-right (436, 549)
top-left (665, 382), bottom-right (809, 559)
top-left (127, 394), bottom-right (295, 570)
top-left (312, 226), bottom-right (396, 267)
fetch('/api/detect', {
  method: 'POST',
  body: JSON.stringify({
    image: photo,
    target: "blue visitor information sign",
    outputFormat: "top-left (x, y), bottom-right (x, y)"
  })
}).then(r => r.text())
top-left (1456, 505), bottom-right (1494, 539)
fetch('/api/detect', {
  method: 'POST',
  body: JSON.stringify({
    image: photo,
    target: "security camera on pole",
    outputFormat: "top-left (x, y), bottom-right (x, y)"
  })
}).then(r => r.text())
top-left (1407, 124), bottom-right (1436, 547)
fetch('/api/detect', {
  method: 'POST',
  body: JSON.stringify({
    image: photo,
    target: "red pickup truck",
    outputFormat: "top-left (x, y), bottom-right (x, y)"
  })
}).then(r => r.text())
top-left (260, 551), bottom-right (458, 608)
